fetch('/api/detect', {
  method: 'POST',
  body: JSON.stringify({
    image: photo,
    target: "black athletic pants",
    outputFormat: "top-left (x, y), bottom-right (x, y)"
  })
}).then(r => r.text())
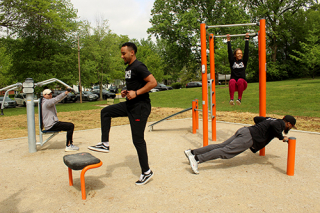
top-left (101, 101), bottom-right (151, 173)
top-left (47, 121), bottom-right (74, 146)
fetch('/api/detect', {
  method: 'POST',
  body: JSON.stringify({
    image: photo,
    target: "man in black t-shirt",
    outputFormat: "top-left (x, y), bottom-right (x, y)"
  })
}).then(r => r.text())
top-left (184, 115), bottom-right (297, 174)
top-left (88, 42), bottom-right (157, 185)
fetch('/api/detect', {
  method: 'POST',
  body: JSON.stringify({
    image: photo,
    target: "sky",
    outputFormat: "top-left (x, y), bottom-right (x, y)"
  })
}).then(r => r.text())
top-left (70, 0), bottom-right (156, 40)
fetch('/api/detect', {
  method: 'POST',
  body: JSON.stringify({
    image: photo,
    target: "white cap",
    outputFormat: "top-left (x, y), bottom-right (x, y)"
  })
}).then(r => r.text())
top-left (43, 89), bottom-right (52, 95)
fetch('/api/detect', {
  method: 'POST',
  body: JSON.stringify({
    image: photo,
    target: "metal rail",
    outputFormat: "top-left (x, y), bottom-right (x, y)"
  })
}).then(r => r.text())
top-left (214, 33), bottom-right (257, 38)
top-left (207, 23), bottom-right (258, 28)
top-left (148, 107), bottom-right (192, 131)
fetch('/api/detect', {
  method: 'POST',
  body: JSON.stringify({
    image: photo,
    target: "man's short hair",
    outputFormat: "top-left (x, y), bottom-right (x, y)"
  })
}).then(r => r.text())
top-left (122, 42), bottom-right (137, 54)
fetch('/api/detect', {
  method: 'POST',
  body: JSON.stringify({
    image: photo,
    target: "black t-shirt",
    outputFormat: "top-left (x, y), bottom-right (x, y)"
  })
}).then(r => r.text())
top-left (248, 117), bottom-right (285, 153)
top-left (227, 40), bottom-right (249, 81)
top-left (125, 60), bottom-right (151, 104)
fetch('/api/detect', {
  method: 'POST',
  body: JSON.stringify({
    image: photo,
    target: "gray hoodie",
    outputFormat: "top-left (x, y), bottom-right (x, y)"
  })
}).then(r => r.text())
top-left (42, 92), bottom-right (67, 130)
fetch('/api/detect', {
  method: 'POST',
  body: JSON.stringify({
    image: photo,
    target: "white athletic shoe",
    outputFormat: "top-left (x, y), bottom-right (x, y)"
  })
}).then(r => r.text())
top-left (65, 144), bottom-right (79, 152)
top-left (184, 149), bottom-right (199, 174)
top-left (229, 100), bottom-right (235, 105)
top-left (236, 99), bottom-right (241, 105)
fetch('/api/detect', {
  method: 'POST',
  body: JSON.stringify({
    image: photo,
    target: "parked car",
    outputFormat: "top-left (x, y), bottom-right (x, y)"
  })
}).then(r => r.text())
top-left (186, 82), bottom-right (202, 88)
top-left (0, 96), bottom-right (17, 108)
top-left (52, 90), bottom-right (77, 103)
top-left (14, 93), bottom-right (37, 106)
top-left (149, 88), bottom-right (159, 93)
top-left (154, 83), bottom-right (169, 91)
top-left (91, 89), bottom-right (116, 99)
top-left (109, 85), bottom-right (118, 93)
top-left (77, 91), bottom-right (99, 101)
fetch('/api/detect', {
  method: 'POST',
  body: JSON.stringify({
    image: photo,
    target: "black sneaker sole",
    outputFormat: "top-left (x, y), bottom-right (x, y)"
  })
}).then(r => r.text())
top-left (135, 172), bottom-right (154, 185)
top-left (87, 146), bottom-right (109, 153)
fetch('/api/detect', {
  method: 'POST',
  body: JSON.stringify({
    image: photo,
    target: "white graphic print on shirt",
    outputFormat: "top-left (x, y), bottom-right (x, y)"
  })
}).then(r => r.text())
top-left (125, 70), bottom-right (131, 79)
top-left (232, 62), bottom-right (244, 69)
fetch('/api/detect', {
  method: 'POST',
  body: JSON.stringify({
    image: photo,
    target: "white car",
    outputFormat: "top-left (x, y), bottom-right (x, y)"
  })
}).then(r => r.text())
top-left (150, 88), bottom-right (159, 93)
top-left (14, 93), bottom-right (37, 106)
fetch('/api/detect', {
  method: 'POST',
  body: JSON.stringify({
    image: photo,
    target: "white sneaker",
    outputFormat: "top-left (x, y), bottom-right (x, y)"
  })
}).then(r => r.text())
top-left (65, 144), bottom-right (79, 152)
top-left (236, 99), bottom-right (241, 105)
top-left (229, 99), bottom-right (235, 105)
top-left (184, 149), bottom-right (192, 159)
top-left (184, 150), bottom-right (199, 174)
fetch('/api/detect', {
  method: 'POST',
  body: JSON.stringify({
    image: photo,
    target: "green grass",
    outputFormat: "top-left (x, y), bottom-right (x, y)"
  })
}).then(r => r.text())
top-left (149, 78), bottom-right (320, 118)
top-left (0, 99), bottom-right (123, 116)
top-left (1, 78), bottom-right (319, 118)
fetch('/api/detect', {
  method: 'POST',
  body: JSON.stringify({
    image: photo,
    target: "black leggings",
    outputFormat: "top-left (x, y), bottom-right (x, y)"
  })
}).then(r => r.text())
top-left (48, 121), bottom-right (74, 146)
top-left (101, 101), bottom-right (151, 173)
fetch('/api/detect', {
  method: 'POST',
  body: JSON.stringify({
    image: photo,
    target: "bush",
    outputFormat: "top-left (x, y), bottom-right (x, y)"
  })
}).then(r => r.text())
top-left (171, 82), bottom-right (182, 89)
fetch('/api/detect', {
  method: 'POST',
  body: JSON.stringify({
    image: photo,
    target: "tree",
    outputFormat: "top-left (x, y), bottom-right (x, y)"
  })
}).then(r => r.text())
top-left (5, 0), bottom-right (79, 85)
top-left (136, 38), bottom-right (165, 83)
top-left (290, 27), bottom-right (320, 78)
top-left (148, 0), bottom-right (251, 83)
top-left (242, 0), bottom-right (310, 63)
top-left (0, 44), bottom-right (12, 88)
top-left (79, 19), bottom-right (125, 99)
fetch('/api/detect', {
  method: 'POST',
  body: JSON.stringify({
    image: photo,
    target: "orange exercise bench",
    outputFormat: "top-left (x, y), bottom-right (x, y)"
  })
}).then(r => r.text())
top-left (63, 152), bottom-right (103, 200)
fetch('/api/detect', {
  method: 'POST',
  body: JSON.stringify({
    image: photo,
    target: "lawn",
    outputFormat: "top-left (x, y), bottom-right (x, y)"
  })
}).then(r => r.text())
top-left (149, 78), bottom-right (320, 118)
top-left (1, 78), bottom-right (319, 118)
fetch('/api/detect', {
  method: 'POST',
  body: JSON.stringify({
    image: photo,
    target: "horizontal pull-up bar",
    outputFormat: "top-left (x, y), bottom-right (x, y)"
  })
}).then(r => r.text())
top-left (214, 33), bottom-right (257, 38)
top-left (207, 23), bottom-right (259, 29)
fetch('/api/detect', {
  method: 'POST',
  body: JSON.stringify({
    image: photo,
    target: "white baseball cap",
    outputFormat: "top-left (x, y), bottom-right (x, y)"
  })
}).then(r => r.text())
top-left (43, 89), bottom-right (52, 95)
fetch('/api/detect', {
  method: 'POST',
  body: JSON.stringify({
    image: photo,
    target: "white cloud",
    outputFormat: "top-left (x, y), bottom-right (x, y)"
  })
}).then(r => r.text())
top-left (70, 0), bottom-right (155, 40)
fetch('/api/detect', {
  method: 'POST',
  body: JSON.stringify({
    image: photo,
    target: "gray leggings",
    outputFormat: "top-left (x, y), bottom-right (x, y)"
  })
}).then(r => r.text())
top-left (193, 127), bottom-right (253, 163)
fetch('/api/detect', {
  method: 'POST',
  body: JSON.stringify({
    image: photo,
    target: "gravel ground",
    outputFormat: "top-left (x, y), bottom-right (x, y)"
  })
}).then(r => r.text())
top-left (1, 118), bottom-right (320, 212)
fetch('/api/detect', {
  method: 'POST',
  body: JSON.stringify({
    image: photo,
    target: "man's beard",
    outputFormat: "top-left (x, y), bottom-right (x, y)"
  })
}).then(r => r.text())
top-left (284, 127), bottom-right (290, 134)
top-left (124, 61), bottom-right (128, 65)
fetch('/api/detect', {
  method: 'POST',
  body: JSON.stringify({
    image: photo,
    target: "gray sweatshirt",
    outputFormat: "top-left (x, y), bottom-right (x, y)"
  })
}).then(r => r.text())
top-left (42, 92), bottom-right (67, 130)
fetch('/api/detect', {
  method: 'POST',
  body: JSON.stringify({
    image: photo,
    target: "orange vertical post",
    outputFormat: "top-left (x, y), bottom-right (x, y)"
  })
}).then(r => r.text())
top-left (259, 19), bottom-right (266, 156)
top-left (195, 99), bottom-right (199, 130)
top-left (287, 137), bottom-right (296, 176)
top-left (200, 23), bottom-right (208, 147)
top-left (192, 100), bottom-right (197, 134)
top-left (209, 34), bottom-right (216, 141)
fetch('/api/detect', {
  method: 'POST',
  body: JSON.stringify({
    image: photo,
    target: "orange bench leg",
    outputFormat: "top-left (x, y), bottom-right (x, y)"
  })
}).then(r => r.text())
top-left (80, 161), bottom-right (103, 200)
top-left (68, 167), bottom-right (73, 186)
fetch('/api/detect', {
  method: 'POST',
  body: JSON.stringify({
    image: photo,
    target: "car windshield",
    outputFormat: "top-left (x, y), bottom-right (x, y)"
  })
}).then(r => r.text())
top-left (0, 97), bottom-right (13, 101)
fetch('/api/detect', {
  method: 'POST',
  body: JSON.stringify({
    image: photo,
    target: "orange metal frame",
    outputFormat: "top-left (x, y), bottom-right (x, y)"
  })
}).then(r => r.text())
top-left (198, 19), bottom-right (266, 148)
top-left (68, 161), bottom-right (103, 200)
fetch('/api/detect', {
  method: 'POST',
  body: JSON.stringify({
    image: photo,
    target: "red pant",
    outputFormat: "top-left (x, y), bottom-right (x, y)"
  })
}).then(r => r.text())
top-left (229, 78), bottom-right (247, 100)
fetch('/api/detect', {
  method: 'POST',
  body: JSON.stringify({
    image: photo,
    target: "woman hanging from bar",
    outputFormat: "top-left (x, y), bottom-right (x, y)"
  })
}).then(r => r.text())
top-left (227, 33), bottom-right (250, 105)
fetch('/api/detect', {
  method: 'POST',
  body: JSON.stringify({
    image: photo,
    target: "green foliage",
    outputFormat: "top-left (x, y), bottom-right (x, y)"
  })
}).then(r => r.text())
top-left (79, 19), bottom-right (125, 88)
top-left (290, 27), bottom-right (320, 79)
top-left (148, 0), bottom-right (250, 83)
top-left (136, 39), bottom-right (165, 82)
top-left (171, 82), bottom-right (182, 89)
top-left (0, 44), bottom-right (13, 87)
top-left (2, 0), bottom-right (79, 85)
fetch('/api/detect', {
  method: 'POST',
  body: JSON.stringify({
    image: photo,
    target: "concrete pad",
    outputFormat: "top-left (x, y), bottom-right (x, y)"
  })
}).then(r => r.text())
top-left (1, 118), bottom-right (319, 212)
